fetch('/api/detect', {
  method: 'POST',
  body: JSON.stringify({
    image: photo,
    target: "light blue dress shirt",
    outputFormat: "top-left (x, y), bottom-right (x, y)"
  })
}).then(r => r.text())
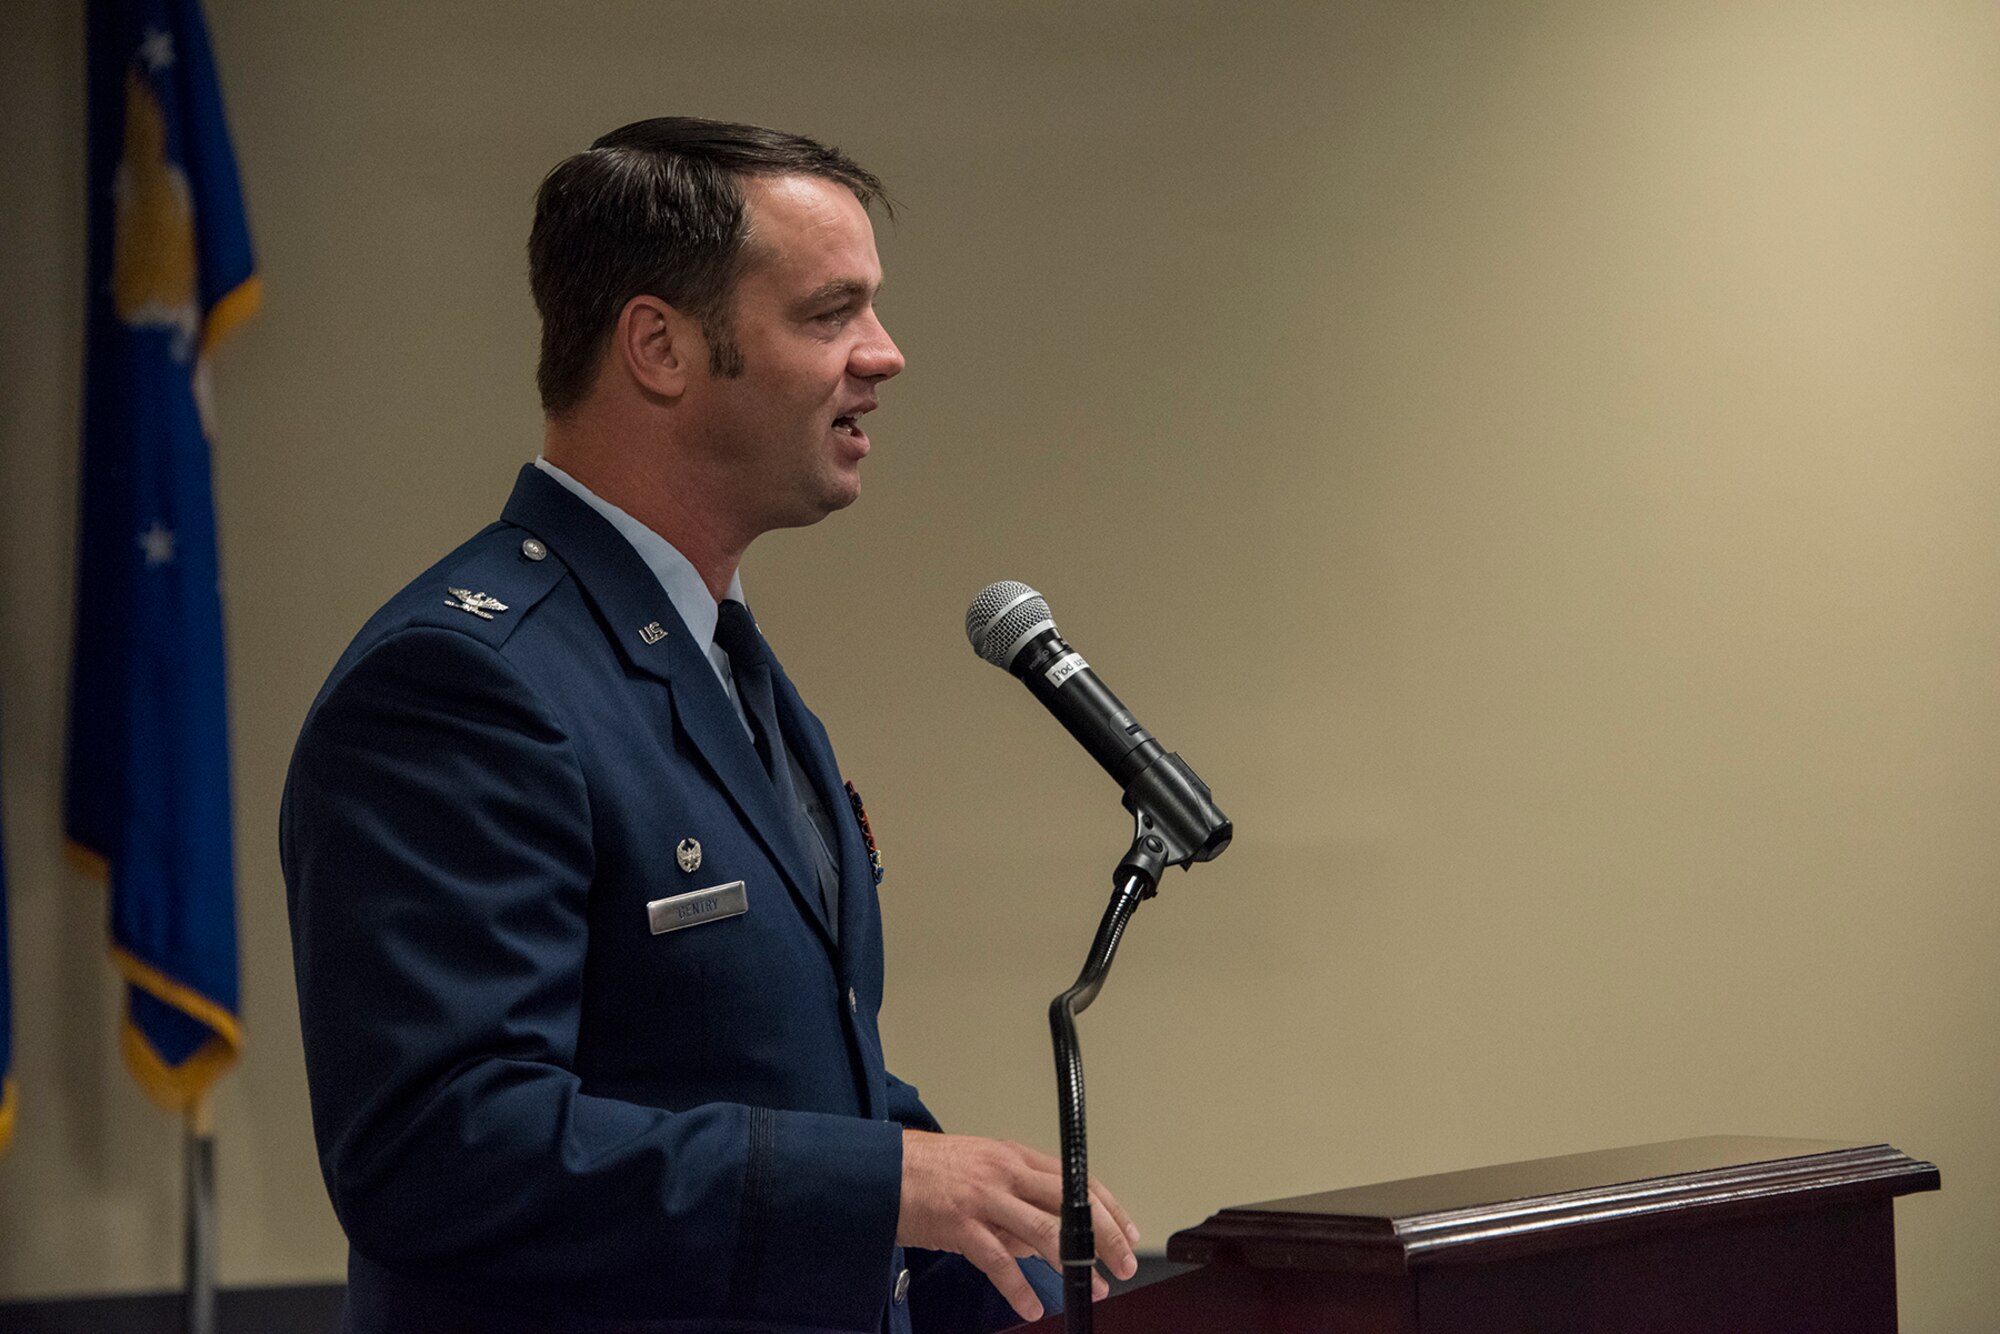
top-left (534, 457), bottom-right (752, 736)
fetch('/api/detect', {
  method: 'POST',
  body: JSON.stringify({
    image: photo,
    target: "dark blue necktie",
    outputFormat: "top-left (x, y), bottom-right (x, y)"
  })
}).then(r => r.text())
top-left (713, 600), bottom-right (840, 935)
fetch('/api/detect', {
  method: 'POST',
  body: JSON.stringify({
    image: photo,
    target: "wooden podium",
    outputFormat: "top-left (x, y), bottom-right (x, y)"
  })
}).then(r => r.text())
top-left (1017, 1136), bottom-right (1939, 1333)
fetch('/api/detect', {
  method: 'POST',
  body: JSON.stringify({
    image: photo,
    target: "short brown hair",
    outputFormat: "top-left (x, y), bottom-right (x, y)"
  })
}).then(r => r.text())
top-left (528, 117), bottom-right (891, 415)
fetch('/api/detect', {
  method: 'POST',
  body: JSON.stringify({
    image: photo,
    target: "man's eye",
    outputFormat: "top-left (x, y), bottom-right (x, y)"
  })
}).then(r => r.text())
top-left (815, 309), bottom-right (853, 327)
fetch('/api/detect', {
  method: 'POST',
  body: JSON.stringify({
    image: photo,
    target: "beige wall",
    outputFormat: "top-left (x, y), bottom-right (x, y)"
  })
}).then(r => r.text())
top-left (3, 1), bottom-right (1996, 1327)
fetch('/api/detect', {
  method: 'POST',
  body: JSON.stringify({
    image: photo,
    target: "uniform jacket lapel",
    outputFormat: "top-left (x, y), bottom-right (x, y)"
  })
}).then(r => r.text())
top-left (770, 660), bottom-right (887, 1118)
top-left (769, 663), bottom-right (869, 954)
top-left (499, 466), bottom-right (832, 947)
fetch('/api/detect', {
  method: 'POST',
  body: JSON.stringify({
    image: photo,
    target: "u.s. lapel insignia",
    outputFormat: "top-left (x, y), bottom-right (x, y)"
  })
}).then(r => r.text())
top-left (676, 838), bottom-right (702, 873)
top-left (844, 780), bottom-right (885, 886)
top-left (445, 588), bottom-right (509, 620)
top-left (639, 622), bottom-right (668, 645)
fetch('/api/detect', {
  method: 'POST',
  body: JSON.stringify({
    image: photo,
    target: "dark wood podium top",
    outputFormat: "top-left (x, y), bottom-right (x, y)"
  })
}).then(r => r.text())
top-left (1169, 1135), bottom-right (1939, 1274)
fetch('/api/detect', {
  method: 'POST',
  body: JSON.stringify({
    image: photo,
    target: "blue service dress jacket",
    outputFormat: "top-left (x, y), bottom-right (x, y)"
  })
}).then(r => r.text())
top-left (282, 463), bottom-right (1059, 1333)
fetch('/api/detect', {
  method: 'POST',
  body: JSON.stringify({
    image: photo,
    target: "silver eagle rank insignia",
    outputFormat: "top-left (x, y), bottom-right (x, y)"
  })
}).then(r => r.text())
top-left (446, 588), bottom-right (510, 621)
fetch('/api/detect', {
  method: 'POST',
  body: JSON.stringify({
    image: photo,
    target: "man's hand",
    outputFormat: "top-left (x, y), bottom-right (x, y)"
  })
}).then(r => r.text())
top-left (897, 1130), bottom-right (1141, 1325)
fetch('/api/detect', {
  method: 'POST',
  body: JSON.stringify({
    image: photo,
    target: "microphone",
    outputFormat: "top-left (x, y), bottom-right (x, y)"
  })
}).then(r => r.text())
top-left (965, 581), bottom-right (1231, 876)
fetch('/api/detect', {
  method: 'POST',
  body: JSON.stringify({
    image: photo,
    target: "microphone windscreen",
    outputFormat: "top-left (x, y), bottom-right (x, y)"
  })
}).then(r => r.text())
top-left (965, 580), bottom-right (1056, 669)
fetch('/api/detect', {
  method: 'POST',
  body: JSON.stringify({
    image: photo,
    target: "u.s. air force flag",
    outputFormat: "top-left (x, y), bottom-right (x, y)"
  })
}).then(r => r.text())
top-left (66, 0), bottom-right (258, 1112)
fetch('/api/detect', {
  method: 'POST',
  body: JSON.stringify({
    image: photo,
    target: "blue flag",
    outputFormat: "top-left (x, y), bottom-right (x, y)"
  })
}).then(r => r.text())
top-left (67, 0), bottom-right (257, 1112)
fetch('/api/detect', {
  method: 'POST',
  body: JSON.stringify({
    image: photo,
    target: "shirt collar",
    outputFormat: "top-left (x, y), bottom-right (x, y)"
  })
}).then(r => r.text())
top-left (533, 456), bottom-right (745, 664)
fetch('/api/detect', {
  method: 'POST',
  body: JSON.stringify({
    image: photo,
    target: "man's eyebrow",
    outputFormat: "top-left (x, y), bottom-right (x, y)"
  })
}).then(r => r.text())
top-left (790, 278), bottom-right (874, 312)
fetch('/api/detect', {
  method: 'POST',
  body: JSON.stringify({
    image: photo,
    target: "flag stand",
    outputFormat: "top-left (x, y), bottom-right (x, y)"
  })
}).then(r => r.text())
top-left (183, 1095), bottom-right (217, 1334)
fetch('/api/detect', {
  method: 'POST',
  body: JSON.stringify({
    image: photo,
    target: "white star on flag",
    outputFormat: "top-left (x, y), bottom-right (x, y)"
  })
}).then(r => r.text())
top-left (138, 521), bottom-right (177, 566)
top-left (138, 28), bottom-right (175, 72)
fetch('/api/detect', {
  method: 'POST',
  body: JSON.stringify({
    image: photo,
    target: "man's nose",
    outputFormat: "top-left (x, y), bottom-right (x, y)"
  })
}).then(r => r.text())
top-left (851, 313), bottom-right (906, 382)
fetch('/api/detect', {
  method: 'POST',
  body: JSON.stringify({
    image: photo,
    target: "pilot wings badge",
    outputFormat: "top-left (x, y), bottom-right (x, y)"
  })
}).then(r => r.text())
top-left (445, 588), bottom-right (510, 620)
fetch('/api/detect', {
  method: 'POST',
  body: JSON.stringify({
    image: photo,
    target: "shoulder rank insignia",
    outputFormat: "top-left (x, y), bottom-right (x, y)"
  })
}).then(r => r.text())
top-left (844, 780), bottom-right (885, 886)
top-left (446, 588), bottom-right (510, 620)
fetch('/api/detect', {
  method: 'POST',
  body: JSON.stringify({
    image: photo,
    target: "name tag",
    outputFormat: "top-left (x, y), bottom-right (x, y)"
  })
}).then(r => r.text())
top-left (647, 880), bottom-right (748, 935)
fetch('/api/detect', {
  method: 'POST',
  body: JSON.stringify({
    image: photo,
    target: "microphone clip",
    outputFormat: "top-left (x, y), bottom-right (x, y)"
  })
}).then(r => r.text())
top-left (1114, 751), bottom-right (1233, 891)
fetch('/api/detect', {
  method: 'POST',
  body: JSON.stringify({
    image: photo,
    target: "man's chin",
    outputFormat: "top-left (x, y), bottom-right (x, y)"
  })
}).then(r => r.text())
top-left (769, 482), bottom-right (860, 531)
top-left (816, 487), bottom-right (861, 522)
top-left (818, 466), bottom-right (864, 516)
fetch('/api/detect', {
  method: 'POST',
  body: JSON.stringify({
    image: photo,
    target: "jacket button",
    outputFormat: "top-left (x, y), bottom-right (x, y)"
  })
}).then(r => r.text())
top-left (848, 986), bottom-right (859, 1014)
top-left (893, 1267), bottom-right (910, 1304)
top-left (520, 537), bottom-right (547, 561)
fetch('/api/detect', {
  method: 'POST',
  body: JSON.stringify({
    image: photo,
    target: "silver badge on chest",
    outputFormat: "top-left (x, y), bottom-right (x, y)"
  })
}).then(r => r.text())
top-left (676, 838), bottom-right (702, 873)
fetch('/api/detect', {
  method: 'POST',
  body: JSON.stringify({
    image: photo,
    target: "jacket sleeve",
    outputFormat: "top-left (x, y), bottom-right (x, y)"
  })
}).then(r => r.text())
top-left (280, 625), bottom-right (901, 1328)
top-left (883, 1071), bottom-right (944, 1134)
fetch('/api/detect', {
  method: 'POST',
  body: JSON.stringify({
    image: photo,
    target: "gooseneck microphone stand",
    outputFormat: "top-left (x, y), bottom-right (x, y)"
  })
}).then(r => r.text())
top-left (1050, 863), bottom-right (1151, 1333)
top-left (960, 580), bottom-right (1230, 1333)
top-left (1051, 761), bottom-right (1230, 1334)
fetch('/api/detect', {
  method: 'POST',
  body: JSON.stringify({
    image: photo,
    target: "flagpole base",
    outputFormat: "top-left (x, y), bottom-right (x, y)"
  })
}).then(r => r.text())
top-left (183, 1097), bottom-right (217, 1334)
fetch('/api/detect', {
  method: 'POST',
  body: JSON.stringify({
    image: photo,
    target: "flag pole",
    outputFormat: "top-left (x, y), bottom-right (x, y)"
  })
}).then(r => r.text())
top-left (183, 1093), bottom-right (217, 1334)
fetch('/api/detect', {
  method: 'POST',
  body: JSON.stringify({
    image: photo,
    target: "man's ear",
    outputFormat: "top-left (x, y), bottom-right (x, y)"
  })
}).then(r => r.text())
top-left (614, 294), bottom-right (696, 399)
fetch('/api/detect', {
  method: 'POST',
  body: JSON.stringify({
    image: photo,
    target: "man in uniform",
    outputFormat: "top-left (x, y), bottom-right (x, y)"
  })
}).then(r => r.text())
top-left (281, 118), bottom-right (1138, 1333)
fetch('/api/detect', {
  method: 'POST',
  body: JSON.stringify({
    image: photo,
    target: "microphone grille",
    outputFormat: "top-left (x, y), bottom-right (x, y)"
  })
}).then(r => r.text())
top-left (965, 580), bottom-right (1055, 668)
